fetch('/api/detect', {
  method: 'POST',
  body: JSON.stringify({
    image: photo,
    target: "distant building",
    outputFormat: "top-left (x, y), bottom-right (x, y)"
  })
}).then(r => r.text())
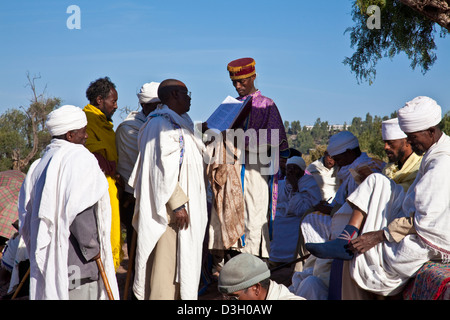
top-left (304, 124), bottom-right (345, 131)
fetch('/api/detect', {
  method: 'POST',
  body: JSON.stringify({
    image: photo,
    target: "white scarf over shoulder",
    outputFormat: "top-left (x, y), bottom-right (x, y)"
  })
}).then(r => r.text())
top-left (413, 133), bottom-right (450, 256)
top-left (129, 105), bottom-right (208, 300)
top-left (19, 139), bottom-right (118, 300)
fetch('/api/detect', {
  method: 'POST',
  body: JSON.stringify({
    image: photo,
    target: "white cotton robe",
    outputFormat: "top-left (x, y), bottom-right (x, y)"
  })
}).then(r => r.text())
top-left (129, 105), bottom-right (208, 300)
top-left (347, 133), bottom-right (450, 296)
top-left (270, 175), bottom-right (322, 262)
top-left (18, 139), bottom-right (119, 300)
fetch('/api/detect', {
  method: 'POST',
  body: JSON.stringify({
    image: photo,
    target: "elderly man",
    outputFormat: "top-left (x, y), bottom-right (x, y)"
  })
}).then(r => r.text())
top-left (83, 77), bottom-right (122, 271)
top-left (218, 253), bottom-right (305, 300)
top-left (116, 82), bottom-right (160, 254)
top-left (269, 156), bottom-right (322, 265)
top-left (129, 79), bottom-right (208, 300)
top-left (307, 96), bottom-right (450, 298)
top-left (208, 57), bottom-right (289, 263)
top-left (381, 118), bottom-right (422, 191)
top-left (18, 105), bottom-right (119, 300)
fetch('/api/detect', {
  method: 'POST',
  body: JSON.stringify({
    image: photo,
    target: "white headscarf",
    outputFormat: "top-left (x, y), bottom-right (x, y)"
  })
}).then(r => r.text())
top-left (398, 96), bottom-right (442, 133)
top-left (327, 131), bottom-right (359, 157)
top-left (137, 82), bottom-right (161, 105)
top-left (287, 156), bottom-right (306, 171)
top-left (46, 105), bottom-right (87, 137)
top-left (382, 118), bottom-right (407, 140)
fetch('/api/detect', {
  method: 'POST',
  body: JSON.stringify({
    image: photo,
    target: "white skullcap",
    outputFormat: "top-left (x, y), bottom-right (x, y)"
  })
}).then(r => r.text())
top-left (46, 105), bottom-right (87, 137)
top-left (398, 96), bottom-right (442, 133)
top-left (382, 118), bottom-right (407, 140)
top-left (137, 82), bottom-right (161, 104)
top-left (286, 156), bottom-right (306, 171)
top-left (327, 131), bottom-right (359, 157)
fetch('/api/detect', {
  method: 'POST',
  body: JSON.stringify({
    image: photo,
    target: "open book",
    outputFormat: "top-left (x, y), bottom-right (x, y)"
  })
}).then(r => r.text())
top-left (206, 95), bottom-right (252, 132)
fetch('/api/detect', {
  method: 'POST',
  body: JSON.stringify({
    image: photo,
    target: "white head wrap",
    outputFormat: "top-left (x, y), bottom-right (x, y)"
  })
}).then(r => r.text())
top-left (286, 156), bottom-right (306, 171)
top-left (382, 118), bottom-right (407, 141)
top-left (398, 96), bottom-right (442, 133)
top-left (137, 82), bottom-right (161, 104)
top-left (46, 105), bottom-right (87, 137)
top-left (327, 131), bottom-right (359, 157)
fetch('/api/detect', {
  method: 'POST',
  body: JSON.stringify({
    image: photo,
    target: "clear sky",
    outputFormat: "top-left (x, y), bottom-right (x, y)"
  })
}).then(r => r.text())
top-left (0, 0), bottom-right (449, 129)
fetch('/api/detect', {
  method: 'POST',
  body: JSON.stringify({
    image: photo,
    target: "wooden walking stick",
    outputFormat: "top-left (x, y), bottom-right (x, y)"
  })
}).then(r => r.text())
top-left (123, 229), bottom-right (137, 300)
top-left (95, 257), bottom-right (114, 300)
top-left (11, 267), bottom-right (30, 299)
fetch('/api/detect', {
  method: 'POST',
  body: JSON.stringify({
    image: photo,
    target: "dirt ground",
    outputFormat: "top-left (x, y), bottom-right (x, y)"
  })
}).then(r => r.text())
top-left (1, 242), bottom-right (295, 300)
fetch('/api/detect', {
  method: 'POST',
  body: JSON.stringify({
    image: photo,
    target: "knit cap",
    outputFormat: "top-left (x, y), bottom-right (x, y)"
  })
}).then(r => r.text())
top-left (218, 253), bottom-right (270, 294)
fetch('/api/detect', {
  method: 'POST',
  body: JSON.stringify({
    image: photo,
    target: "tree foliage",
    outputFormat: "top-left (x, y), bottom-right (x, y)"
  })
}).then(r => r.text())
top-left (344, 0), bottom-right (448, 84)
top-left (0, 74), bottom-right (60, 172)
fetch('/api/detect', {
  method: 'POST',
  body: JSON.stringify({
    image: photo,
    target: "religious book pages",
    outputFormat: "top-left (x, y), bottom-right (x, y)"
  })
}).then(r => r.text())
top-left (206, 95), bottom-right (252, 133)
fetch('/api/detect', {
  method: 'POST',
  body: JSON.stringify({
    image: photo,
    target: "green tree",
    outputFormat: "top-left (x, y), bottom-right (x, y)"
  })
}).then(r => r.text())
top-left (344, 0), bottom-right (448, 84)
top-left (0, 73), bottom-right (61, 172)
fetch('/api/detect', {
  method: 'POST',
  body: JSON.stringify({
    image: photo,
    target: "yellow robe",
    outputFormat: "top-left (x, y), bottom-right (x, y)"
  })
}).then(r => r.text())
top-left (382, 152), bottom-right (423, 192)
top-left (83, 104), bottom-right (123, 271)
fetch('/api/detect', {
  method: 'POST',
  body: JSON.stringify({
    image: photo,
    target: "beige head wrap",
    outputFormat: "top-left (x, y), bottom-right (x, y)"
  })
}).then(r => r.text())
top-left (286, 156), bottom-right (306, 171)
top-left (327, 131), bottom-right (359, 157)
top-left (382, 118), bottom-right (407, 140)
top-left (46, 105), bottom-right (87, 136)
top-left (137, 82), bottom-right (161, 105)
top-left (398, 96), bottom-right (442, 133)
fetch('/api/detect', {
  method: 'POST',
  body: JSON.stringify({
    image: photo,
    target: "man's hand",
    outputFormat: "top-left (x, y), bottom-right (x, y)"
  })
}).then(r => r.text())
top-left (174, 207), bottom-right (189, 230)
top-left (349, 230), bottom-right (385, 254)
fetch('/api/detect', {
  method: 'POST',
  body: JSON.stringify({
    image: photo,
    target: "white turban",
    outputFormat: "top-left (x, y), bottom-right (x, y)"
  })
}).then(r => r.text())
top-left (398, 96), bottom-right (442, 133)
top-left (382, 118), bottom-right (407, 141)
top-left (46, 105), bottom-right (87, 137)
top-left (327, 131), bottom-right (359, 157)
top-left (137, 82), bottom-right (161, 104)
top-left (286, 156), bottom-right (306, 171)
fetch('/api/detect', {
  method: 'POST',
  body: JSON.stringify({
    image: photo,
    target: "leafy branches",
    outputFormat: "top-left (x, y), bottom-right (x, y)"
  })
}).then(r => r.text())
top-left (0, 73), bottom-right (60, 172)
top-left (344, 0), bottom-right (447, 84)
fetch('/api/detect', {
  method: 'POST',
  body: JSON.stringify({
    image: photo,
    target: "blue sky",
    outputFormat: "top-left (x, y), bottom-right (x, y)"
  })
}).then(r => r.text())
top-left (0, 0), bottom-right (449, 129)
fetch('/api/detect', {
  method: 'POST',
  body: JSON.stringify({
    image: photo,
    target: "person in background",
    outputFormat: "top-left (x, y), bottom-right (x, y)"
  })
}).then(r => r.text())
top-left (83, 77), bottom-right (122, 271)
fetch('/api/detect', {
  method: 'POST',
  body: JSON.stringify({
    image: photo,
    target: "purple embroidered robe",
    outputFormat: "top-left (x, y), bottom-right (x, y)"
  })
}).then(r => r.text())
top-left (236, 90), bottom-right (289, 233)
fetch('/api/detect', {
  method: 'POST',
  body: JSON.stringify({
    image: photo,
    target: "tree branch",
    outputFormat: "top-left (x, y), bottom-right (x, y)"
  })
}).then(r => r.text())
top-left (398, 0), bottom-right (450, 31)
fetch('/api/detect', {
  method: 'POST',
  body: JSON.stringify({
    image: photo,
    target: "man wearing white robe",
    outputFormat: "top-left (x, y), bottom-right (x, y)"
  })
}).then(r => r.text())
top-left (18, 105), bottom-right (119, 300)
top-left (116, 82), bottom-right (160, 253)
top-left (270, 157), bottom-right (322, 264)
top-left (293, 131), bottom-right (384, 299)
top-left (308, 96), bottom-right (450, 297)
top-left (129, 79), bottom-right (208, 300)
top-left (306, 151), bottom-right (339, 203)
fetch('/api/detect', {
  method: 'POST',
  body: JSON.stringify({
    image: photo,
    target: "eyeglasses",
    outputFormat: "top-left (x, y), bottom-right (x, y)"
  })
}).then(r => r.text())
top-left (222, 293), bottom-right (240, 300)
top-left (177, 89), bottom-right (191, 98)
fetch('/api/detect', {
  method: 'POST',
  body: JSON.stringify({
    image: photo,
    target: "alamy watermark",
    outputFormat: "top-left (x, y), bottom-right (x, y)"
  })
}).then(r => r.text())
top-left (66, 5), bottom-right (81, 30)
top-left (366, 5), bottom-right (381, 30)
top-left (68, 265), bottom-right (81, 290)
top-left (194, 124), bottom-right (280, 176)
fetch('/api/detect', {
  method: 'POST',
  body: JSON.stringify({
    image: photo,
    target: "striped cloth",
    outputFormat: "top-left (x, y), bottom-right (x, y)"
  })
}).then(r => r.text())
top-left (403, 261), bottom-right (450, 300)
top-left (0, 170), bottom-right (25, 239)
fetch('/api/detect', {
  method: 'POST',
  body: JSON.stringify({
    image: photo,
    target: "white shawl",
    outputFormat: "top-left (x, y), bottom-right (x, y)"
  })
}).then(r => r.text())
top-left (129, 105), bottom-right (208, 300)
top-left (413, 133), bottom-right (450, 256)
top-left (347, 134), bottom-right (450, 295)
top-left (306, 158), bottom-right (339, 202)
top-left (18, 139), bottom-right (118, 300)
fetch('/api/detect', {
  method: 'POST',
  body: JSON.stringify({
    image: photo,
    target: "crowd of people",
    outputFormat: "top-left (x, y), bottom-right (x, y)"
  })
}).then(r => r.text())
top-left (0, 57), bottom-right (449, 300)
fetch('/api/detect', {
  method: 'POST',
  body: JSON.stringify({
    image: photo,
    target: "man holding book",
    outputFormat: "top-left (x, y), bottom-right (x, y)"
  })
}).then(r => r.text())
top-left (207, 57), bottom-right (289, 267)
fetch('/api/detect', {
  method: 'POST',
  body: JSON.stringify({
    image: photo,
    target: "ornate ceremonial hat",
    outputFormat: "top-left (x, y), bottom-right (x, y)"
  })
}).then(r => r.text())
top-left (227, 57), bottom-right (256, 80)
